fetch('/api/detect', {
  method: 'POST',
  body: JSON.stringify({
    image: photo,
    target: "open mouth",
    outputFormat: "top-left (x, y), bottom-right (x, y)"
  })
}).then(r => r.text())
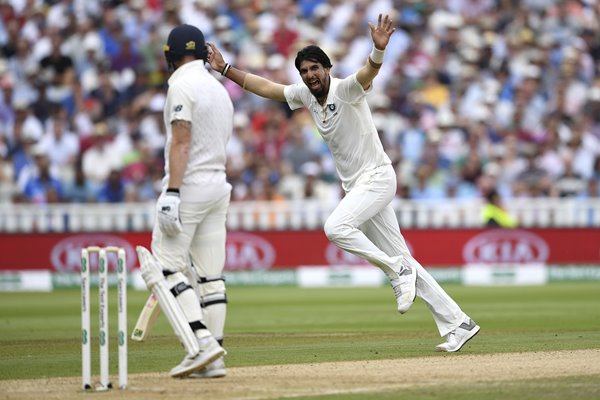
top-left (309, 80), bottom-right (321, 90)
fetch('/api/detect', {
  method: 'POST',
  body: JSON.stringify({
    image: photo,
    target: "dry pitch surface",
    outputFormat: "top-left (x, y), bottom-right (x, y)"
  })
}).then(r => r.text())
top-left (1, 349), bottom-right (599, 399)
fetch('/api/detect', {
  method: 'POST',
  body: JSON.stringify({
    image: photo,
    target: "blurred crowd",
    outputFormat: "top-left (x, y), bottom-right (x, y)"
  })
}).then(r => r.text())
top-left (1, 0), bottom-right (600, 208)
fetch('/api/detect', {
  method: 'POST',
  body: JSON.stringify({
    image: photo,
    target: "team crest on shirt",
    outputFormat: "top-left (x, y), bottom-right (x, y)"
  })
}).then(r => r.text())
top-left (313, 103), bottom-right (337, 122)
top-left (174, 104), bottom-right (183, 112)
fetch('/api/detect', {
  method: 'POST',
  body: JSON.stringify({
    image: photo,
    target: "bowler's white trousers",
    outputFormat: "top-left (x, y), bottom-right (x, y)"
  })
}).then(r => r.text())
top-left (323, 164), bottom-right (466, 336)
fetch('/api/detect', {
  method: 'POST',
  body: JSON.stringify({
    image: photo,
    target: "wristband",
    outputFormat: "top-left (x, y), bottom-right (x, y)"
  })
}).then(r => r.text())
top-left (369, 46), bottom-right (385, 65)
top-left (166, 188), bottom-right (180, 194)
top-left (221, 63), bottom-right (231, 76)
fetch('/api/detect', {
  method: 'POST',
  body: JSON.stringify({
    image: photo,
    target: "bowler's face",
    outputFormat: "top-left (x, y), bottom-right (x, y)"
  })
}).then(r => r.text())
top-left (298, 60), bottom-right (330, 99)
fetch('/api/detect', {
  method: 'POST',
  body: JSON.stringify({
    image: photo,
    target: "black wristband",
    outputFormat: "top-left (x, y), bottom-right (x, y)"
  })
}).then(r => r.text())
top-left (166, 188), bottom-right (180, 194)
top-left (221, 63), bottom-right (231, 76)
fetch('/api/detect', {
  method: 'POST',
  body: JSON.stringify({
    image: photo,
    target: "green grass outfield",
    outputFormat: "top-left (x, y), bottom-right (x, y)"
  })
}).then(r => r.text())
top-left (1, 283), bottom-right (599, 399)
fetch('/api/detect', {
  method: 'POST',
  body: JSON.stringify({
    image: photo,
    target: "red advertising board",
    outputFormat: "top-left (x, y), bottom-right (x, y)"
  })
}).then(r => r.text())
top-left (0, 228), bottom-right (598, 272)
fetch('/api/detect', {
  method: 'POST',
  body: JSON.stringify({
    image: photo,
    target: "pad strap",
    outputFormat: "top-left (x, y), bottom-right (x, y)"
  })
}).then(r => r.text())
top-left (202, 293), bottom-right (228, 307)
top-left (189, 320), bottom-right (208, 331)
top-left (170, 282), bottom-right (193, 297)
top-left (197, 275), bottom-right (226, 284)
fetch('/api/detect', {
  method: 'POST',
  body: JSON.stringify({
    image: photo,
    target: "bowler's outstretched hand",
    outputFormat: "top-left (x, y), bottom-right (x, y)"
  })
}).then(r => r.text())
top-left (207, 42), bottom-right (226, 74)
top-left (369, 13), bottom-right (395, 50)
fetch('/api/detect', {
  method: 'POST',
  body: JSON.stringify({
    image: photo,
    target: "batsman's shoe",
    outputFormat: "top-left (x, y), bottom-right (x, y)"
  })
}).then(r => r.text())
top-left (389, 260), bottom-right (417, 314)
top-left (189, 356), bottom-right (226, 379)
top-left (436, 318), bottom-right (480, 352)
top-left (170, 336), bottom-right (225, 378)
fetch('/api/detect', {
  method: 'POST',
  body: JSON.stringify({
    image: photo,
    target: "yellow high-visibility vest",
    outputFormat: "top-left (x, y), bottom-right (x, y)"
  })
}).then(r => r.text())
top-left (481, 204), bottom-right (517, 228)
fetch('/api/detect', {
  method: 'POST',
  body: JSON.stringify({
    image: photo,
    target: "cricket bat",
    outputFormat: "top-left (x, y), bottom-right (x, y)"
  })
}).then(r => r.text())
top-left (131, 293), bottom-right (161, 341)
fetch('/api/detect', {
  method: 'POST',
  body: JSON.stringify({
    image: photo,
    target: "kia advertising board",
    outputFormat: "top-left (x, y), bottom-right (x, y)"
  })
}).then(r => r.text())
top-left (0, 228), bottom-right (599, 288)
top-left (1, 229), bottom-right (599, 271)
top-left (463, 230), bottom-right (549, 264)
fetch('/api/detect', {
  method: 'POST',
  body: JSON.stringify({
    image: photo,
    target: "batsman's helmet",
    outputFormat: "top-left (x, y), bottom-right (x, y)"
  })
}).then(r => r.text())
top-left (164, 24), bottom-right (208, 71)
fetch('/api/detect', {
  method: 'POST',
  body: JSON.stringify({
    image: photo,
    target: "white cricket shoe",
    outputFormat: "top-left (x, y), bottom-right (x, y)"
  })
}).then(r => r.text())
top-left (436, 318), bottom-right (480, 352)
top-left (189, 356), bottom-right (226, 379)
top-left (389, 259), bottom-right (417, 314)
top-left (170, 336), bottom-right (225, 378)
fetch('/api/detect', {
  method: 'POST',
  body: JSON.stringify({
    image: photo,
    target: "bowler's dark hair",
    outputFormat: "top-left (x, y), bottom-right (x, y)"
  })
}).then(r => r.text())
top-left (294, 45), bottom-right (332, 71)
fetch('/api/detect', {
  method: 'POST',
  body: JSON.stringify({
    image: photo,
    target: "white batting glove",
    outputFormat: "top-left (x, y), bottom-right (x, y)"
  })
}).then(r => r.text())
top-left (156, 190), bottom-right (183, 236)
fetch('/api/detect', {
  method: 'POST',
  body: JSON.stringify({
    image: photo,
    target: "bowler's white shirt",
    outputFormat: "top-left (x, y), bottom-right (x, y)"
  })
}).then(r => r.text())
top-left (163, 60), bottom-right (233, 202)
top-left (284, 73), bottom-right (391, 191)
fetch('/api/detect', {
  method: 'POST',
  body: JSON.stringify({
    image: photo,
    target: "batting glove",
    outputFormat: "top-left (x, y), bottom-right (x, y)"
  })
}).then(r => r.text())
top-left (156, 189), bottom-right (183, 236)
top-left (137, 246), bottom-right (164, 289)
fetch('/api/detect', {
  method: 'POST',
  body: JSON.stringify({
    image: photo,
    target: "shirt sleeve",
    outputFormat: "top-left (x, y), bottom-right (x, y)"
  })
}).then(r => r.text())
top-left (283, 84), bottom-right (307, 110)
top-left (167, 81), bottom-right (195, 123)
top-left (336, 73), bottom-right (370, 104)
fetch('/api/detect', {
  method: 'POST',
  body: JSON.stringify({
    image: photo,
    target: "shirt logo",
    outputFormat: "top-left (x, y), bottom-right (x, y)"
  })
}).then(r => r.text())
top-left (328, 104), bottom-right (336, 111)
top-left (174, 104), bottom-right (183, 112)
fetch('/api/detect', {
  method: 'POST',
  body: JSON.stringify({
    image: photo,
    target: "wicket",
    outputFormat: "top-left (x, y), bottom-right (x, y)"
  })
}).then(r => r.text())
top-left (80, 246), bottom-right (128, 391)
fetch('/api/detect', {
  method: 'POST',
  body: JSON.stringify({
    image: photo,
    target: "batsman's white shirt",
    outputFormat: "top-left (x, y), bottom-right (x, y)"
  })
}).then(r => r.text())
top-left (284, 73), bottom-right (391, 192)
top-left (163, 60), bottom-right (233, 202)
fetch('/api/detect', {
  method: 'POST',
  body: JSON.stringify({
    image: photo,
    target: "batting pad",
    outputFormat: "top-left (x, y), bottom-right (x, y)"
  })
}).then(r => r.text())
top-left (152, 280), bottom-right (200, 356)
top-left (137, 246), bottom-right (200, 356)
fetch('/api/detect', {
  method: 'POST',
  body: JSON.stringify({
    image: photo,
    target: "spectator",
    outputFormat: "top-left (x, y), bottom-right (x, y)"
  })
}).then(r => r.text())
top-left (9, 105), bottom-right (44, 190)
top-left (554, 154), bottom-right (587, 198)
top-left (138, 92), bottom-right (167, 153)
top-left (89, 68), bottom-right (121, 119)
top-left (410, 163), bottom-right (446, 200)
top-left (110, 39), bottom-right (142, 72)
top-left (19, 148), bottom-right (64, 204)
top-left (63, 161), bottom-right (97, 203)
top-left (481, 188), bottom-right (518, 228)
top-left (97, 169), bottom-right (133, 203)
top-left (37, 108), bottom-right (80, 176)
top-left (5, 99), bottom-right (43, 151)
top-left (300, 161), bottom-right (335, 203)
top-left (271, 2), bottom-right (299, 57)
top-left (38, 29), bottom-right (75, 91)
top-left (81, 122), bottom-right (122, 191)
top-left (396, 109), bottom-right (426, 166)
top-left (280, 123), bottom-right (320, 174)
top-left (514, 147), bottom-right (552, 197)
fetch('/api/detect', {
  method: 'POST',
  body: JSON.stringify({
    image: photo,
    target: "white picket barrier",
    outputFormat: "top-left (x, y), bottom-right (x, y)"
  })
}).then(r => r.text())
top-left (1, 198), bottom-right (600, 232)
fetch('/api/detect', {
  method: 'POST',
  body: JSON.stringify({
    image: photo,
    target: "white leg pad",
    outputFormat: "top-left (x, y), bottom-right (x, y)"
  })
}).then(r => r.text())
top-left (183, 265), bottom-right (201, 296)
top-left (137, 246), bottom-right (200, 356)
top-left (164, 272), bottom-right (208, 339)
top-left (152, 280), bottom-right (200, 356)
top-left (201, 297), bottom-right (226, 341)
top-left (198, 279), bottom-right (227, 342)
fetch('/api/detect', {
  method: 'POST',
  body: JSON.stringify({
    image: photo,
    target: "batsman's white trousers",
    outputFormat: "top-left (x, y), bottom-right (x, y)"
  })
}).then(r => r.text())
top-left (323, 164), bottom-right (466, 336)
top-left (152, 193), bottom-right (230, 279)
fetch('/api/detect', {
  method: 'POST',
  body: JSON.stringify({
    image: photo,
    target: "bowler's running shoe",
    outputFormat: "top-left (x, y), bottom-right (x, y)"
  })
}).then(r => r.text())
top-left (189, 356), bottom-right (226, 379)
top-left (390, 261), bottom-right (417, 314)
top-left (170, 336), bottom-right (224, 378)
top-left (436, 318), bottom-right (480, 352)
